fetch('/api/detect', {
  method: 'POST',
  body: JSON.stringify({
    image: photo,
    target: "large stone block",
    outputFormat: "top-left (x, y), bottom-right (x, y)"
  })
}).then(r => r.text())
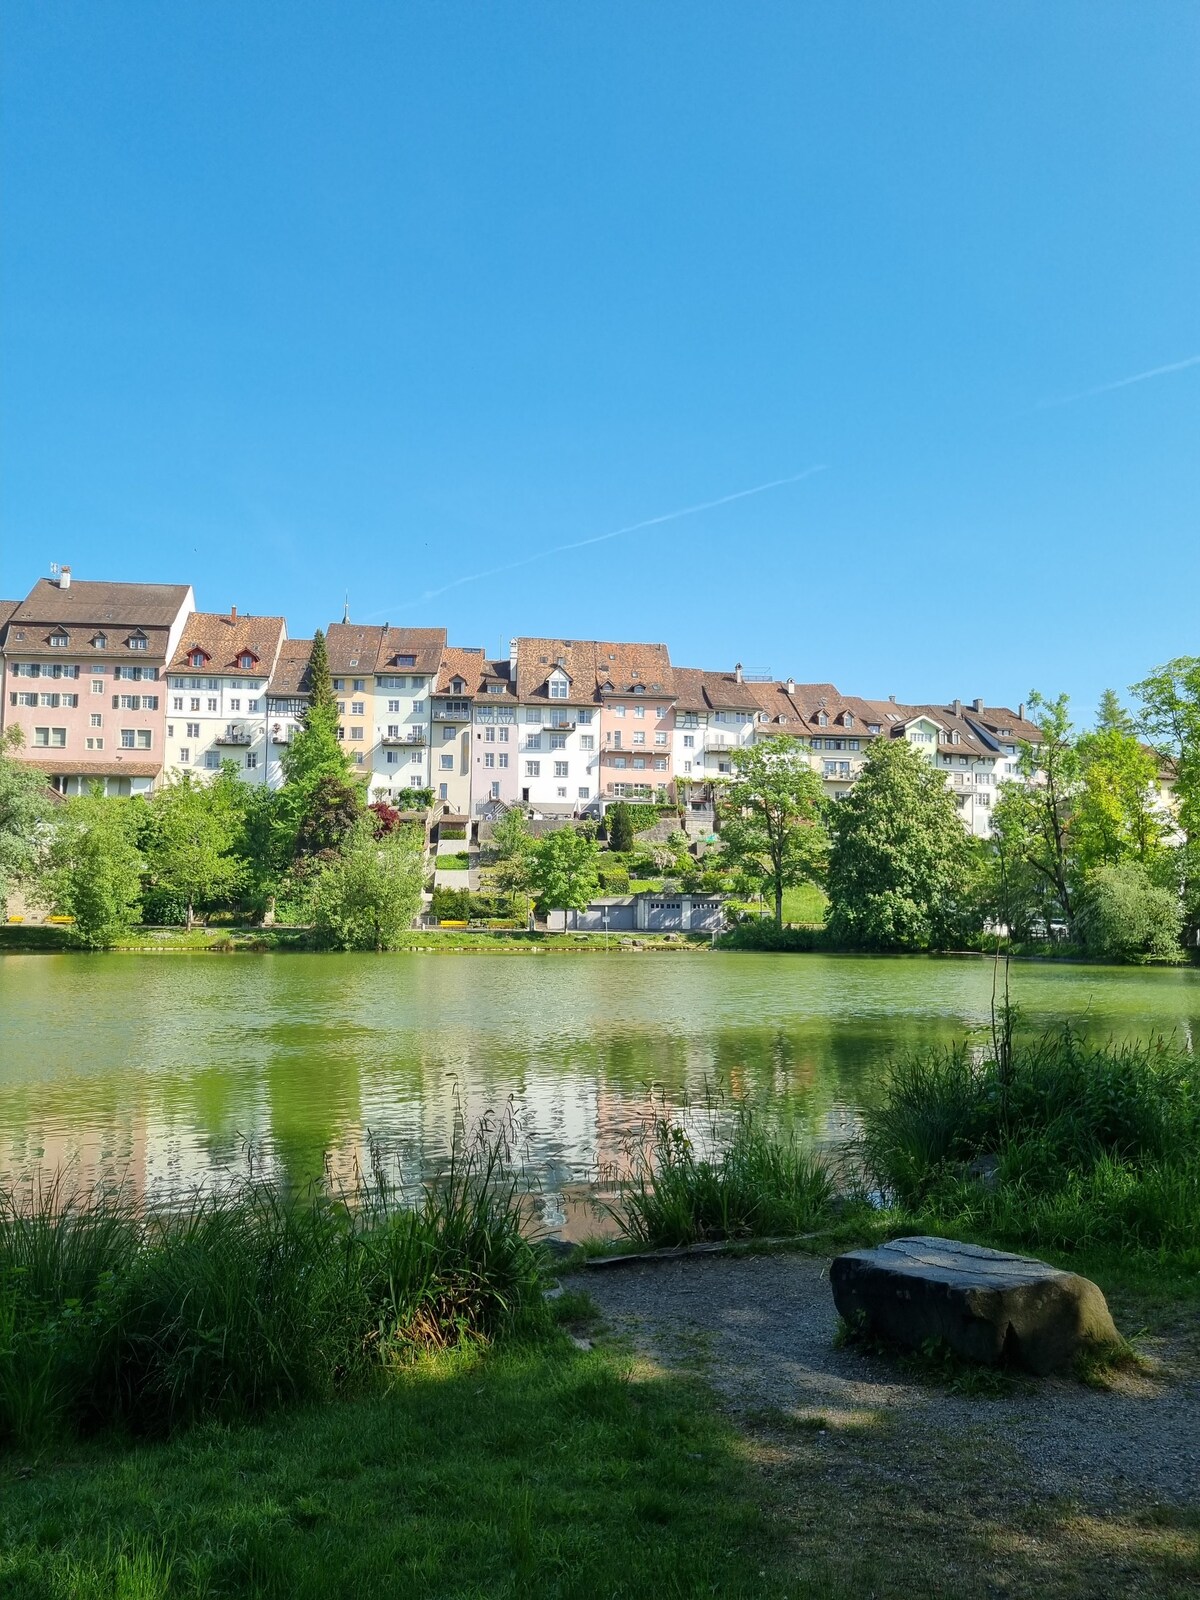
top-left (830, 1235), bottom-right (1120, 1375)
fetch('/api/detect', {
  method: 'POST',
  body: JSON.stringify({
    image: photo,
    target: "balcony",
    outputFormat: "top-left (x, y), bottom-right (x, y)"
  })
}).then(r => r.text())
top-left (269, 726), bottom-right (293, 745)
top-left (703, 737), bottom-right (737, 753)
top-left (434, 705), bottom-right (472, 722)
top-left (543, 716), bottom-right (577, 732)
top-left (381, 730), bottom-right (427, 747)
top-left (215, 726), bottom-right (252, 746)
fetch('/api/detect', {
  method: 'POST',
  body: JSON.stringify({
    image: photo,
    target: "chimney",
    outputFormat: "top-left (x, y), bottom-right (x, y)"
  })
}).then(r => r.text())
top-left (230, 604), bottom-right (237, 621)
top-left (509, 637), bottom-right (518, 671)
top-left (735, 662), bottom-right (743, 684)
top-left (59, 565), bottom-right (72, 590)
top-left (1019, 702), bottom-right (1026, 722)
top-left (786, 677), bottom-right (795, 695)
top-left (889, 694), bottom-right (896, 704)
top-left (972, 696), bottom-right (984, 713)
top-left (952, 698), bottom-right (962, 717)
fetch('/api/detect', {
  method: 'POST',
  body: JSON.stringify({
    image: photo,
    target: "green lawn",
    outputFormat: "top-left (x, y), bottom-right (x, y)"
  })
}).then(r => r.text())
top-left (435, 851), bottom-right (471, 871)
top-left (0, 1336), bottom-right (781, 1600)
top-left (780, 883), bottom-right (828, 924)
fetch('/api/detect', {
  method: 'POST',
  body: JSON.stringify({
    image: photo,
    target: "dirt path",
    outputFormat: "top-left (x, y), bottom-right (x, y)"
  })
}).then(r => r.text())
top-left (567, 1250), bottom-right (1200, 1510)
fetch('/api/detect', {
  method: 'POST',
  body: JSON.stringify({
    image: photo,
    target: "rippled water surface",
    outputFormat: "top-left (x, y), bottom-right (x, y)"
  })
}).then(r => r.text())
top-left (2, 953), bottom-right (1197, 1232)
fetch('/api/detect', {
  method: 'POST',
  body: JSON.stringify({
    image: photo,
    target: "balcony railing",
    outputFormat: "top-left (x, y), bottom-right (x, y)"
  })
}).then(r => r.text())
top-left (215, 727), bottom-right (252, 746)
top-left (381, 730), bottom-right (427, 747)
top-left (269, 726), bottom-right (293, 745)
top-left (434, 706), bottom-right (472, 722)
top-left (543, 716), bottom-right (577, 731)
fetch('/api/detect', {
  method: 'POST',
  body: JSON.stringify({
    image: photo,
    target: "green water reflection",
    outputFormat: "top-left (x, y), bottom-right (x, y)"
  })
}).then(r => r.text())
top-left (1, 953), bottom-right (1197, 1230)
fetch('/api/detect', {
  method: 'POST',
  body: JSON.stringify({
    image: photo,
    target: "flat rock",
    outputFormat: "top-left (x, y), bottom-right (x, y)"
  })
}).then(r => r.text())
top-left (830, 1235), bottom-right (1120, 1376)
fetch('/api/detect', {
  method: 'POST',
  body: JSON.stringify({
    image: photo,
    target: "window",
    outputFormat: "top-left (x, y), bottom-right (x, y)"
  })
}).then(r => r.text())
top-left (141, 695), bottom-right (158, 711)
top-left (117, 695), bottom-right (137, 710)
top-left (526, 733), bottom-right (542, 751)
top-left (386, 724), bottom-right (400, 739)
top-left (498, 753), bottom-right (508, 769)
top-left (386, 751), bottom-right (398, 765)
top-left (186, 722), bottom-right (199, 738)
top-left (179, 747), bottom-right (190, 763)
top-left (33, 728), bottom-right (48, 746)
top-left (93, 680), bottom-right (106, 695)
top-left (484, 752), bottom-right (495, 768)
top-left (440, 754), bottom-right (453, 770)
top-left (550, 733), bottom-right (566, 750)
top-left (248, 699), bottom-right (260, 714)
top-left (207, 698), bottom-right (217, 712)
top-left (190, 697), bottom-right (201, 712)
top-left (633, 757), bottom-right (646, 770)
top-left (612, 756), bottom-right (627, 769)
top-left (634, 704), bottom-right (644, 718)
top-left (655, 732), bottom-right (667, 746)
top-left (498, 727), bottom-right (508, 743)
top-left (554, 761), bottom-right (569, 777)
top-left (350, 727), bottom-right (364, 741)
top-left (189, 650), bottom-right (205, 667)
top-left (844, 714), bottom-right (855, 729)
top-left (653, 757), bottom-right (668, 771)
top-left (121, 730), bottom-right (135, 749)
top-left (351, 679), bottom-right (364, 693)
top-left (977, 792), bottom-right (991, 808)
top-left (557, 786), bottom-right (567, 798)
top-left (394, 655), bottom-right (416, 668)
top-left (442, 726), bottom-right (454, 740)
top-left (683, 734), bottom-right (694, 749)
top-left (580, 734), bottom-right (594, 751)
top-left (484, 726), bottom-right (495, 743)
top-left (487, 682), bottom-right (505, 695)
top-left (413, 700), bottom-right (425, 714)
top-left (410, 749), bottom-right (421, 764)
top-left (817, 712), bottom-right (828, 727)
top-left (578, 786), bottom-right (590, 800)
top-left (683, 759), bottom-right (692, 774)
top-left (610, 731), bottom-right (622, 749)
top-left (336, 726), bottom-right (345, 741)
top-left (388, 700), bottom-right (401, 714)
top-left (577, 709), bottom-right (592, 725)
top-left (632, 732), bottom-right (645, 746)
top-left (614, 704), bottom-right (625, 717)
top-left (491, 781), bottom-right (501, 798)
top-left (549, 679), bottom-right (568, 700)
top-left (246, 752), bottom-right (258, 770)
top-left (229, 698), bottom-right (241, 712)
top-left (15, 693), bottom-right (35, 707)
top-left (354, 752), bottom-right (364, 765)
top-left (90, 713), bottom-right (103, 728)
top-left (86, 736), bottom-right (104, 750)
top-left (205, 751), bottom-right (220, 768)
top-left (526, 760), bottom-right (540, 777)
top-left (92, 634), bottom-right (107, 650)
top-left (351, 701), bottom-right (364, 716)
top-left (39, 693), bottom-right (60, 708)
top-left (172, 696), bottom-right (183, 711)
top-left (49, 632), bottom-right (68, 648)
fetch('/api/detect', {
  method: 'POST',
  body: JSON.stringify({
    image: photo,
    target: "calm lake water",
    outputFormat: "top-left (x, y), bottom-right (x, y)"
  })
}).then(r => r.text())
top-left (1, 952), bottom-right (1197, 1235)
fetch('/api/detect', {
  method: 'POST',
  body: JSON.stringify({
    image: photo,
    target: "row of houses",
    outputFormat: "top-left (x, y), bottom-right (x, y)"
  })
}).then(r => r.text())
top-left (0, 566), bottom-right (1049, 836)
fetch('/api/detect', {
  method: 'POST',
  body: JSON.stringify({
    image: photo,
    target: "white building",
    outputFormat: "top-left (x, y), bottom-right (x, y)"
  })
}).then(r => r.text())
top-left (431, 646), bottom-right (483, 817)
top-left (512, 638), bottom-right (603, 815)
top-left (369, 627), bottom-right (447, 801)
top-left (163, 611), bottom-right (286, 786)
top-left (264, 637), bottom-right (313, 789)
top-left (471, 658), bottom-right (520, 816)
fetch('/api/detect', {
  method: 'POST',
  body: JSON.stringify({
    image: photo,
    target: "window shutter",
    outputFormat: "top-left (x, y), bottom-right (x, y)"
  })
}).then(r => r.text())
top-left (112, 695), bottom-right (119, 708)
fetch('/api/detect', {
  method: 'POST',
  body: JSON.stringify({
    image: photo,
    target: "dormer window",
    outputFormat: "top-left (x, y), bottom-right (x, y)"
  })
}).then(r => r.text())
top-left (548, 669), bottom-right (569, 701)
top-left (49, 631), bottom-right (69, 648)
top-left (817, 712), bottom-right (828, 727)
top-left (238, 652), bottom-right (257, 670)
top-left (486, 682), bottom-right (505, 695)
top-left (127, 634), bottom-right (148, 651)
top-left (394, 654), bottom-right (416, 668)
top-left (91, 634), bottom-right (107, 650)
top-left (189, 649), bottom-right (209, 668)
top-left (843, 713), bottom-right (854, 729)
top-left (868, 724), bottom-right (881, 735)
top-left (451, 678), bottom-right (465, 694)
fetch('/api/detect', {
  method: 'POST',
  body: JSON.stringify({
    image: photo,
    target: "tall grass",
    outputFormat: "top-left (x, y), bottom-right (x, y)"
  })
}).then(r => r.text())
top-left (611, 1098), bottom-right (837, 1248)
top-left (862, 1028), bottom-right (1200, 1262)
top-left (0, 1114), bottom-right (547, 1448)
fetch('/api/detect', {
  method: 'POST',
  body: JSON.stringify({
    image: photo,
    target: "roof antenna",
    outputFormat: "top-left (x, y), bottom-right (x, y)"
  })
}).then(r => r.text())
top-left (342, 593), bottom-right (350, 624)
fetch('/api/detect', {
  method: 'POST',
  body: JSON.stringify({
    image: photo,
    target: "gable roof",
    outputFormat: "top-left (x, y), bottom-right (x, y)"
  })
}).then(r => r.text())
top-left (513, 638), bottom-right (599, 702)
top-left (322, 623), bottom-right (387, 675)
top-left (592, 640), bottom-right (675, 699)
top-left (373, 626), bottom-right (447, 676)
top-left (436, 646), bottom-right (486, 696)
top-left (169, 613), bottom-right (286, 677)
top-left (267, 638), bottom-right (314, 699)
top-left (3, 579), bottom-right (192, 660)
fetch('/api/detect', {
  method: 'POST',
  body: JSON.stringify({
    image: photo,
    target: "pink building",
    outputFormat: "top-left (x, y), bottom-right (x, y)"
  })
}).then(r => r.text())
top-left (0, 569), bottom-right (194, 795)
top-left (593, 640), bottom-right (676, 810)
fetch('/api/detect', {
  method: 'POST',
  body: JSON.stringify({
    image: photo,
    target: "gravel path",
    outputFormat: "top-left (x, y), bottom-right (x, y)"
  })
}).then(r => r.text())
top-left (567, 1250), bottom-right (1200, 1510)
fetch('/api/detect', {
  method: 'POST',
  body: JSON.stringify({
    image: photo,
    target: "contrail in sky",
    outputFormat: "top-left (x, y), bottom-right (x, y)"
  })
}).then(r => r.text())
top-left (1037, 353), bottom-right (1200, 409)
top-left (366, 465), bottom-right (828, 615)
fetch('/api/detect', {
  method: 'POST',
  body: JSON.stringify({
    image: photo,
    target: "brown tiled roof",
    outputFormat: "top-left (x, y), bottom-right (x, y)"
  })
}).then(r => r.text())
top-left (788, 688), bottom-right (885, 737)
top-left (436, 646), bottom-right (485, 696)
top-left (0, 601), bottom-right (20, 631)
top-left (17, 755), bottom-right (162, 779)
top-left (592, 640), bottom-right (675, 699)
top-left (966, 705), bottom-right (1044, 744)
top-left (169, 613), bottom-right (286, 678)
top-left (478, 660), bottom-right (517, 699)
top-left (2, 579), bottom-right (191, 661)
top-left (375, 627), bottom-right (448, 676)
top-left (323, 623), bottom-right (386, 675)
top-left (514, 638), bottom-right (599, 703)
top-left (267, 638), bottom-right (314, 699)
top-left (674, 666), bottom-right (773, 714)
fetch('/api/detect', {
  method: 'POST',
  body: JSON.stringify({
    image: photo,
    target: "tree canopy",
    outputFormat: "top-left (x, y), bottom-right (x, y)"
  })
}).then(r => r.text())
top-left (0, 728), bottom-right (53, 911)
top-left (718, 737), bottom-right (826, 927)
top-left (529, 827), bottom-right (600, 921)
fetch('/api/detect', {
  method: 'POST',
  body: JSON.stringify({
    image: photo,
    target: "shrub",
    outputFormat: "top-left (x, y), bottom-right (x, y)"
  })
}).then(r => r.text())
top-left (431, 886), bottom-right (472, 922)
top-left (612, 1101), bottom-right (837, 1248)
top-left (597, 866), bottom-right (630, 894)
top-left (1074, 863), bottom-right (1184, 961)
top-left (718, 920), bottom-right (825, 951)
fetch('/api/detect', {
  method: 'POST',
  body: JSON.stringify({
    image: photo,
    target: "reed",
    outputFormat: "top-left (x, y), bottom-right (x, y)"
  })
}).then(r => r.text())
top-left (0, 1116), bottom-right (546, 1447)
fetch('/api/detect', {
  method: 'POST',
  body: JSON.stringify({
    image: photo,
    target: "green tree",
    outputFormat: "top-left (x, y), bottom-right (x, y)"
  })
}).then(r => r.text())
top-left (606, 801), bottom-right (635, 854)
top-left (310, 819), bottom-right (424, 950)
top-left (145, 772), bottom-right (245, 927)
top-left (529, 827), bottom-right (600, 926)
top-left (281, 631), bottom-right (350, 791)
top-left (1008, 690), bottom-right (1081, 929)
top-left (1096, 688), bottom-right (1135, 735)
top-left (1074, 863), bottom-right (1183, 962)
top-left (826, 738), bottom-right (978, 950)
top-left (1074, 727), bottom-right (1166, 872)
top-left (718, 737), bottom-right (826, 927)
top-left (0, 728), bottom-right (52, 912)
top-left (44, 790), bottom-right (143, 948)
top-left (1132, 656), bottom-right (1200, 942)
top-left (489, 806), bottom-right (535, 917)
top-left (987, 783), bottom-right (1062, 940)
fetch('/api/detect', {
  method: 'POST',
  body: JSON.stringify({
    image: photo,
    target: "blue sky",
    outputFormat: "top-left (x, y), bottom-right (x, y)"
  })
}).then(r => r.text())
top-left (2, 2), bottom-right (1197, 721)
